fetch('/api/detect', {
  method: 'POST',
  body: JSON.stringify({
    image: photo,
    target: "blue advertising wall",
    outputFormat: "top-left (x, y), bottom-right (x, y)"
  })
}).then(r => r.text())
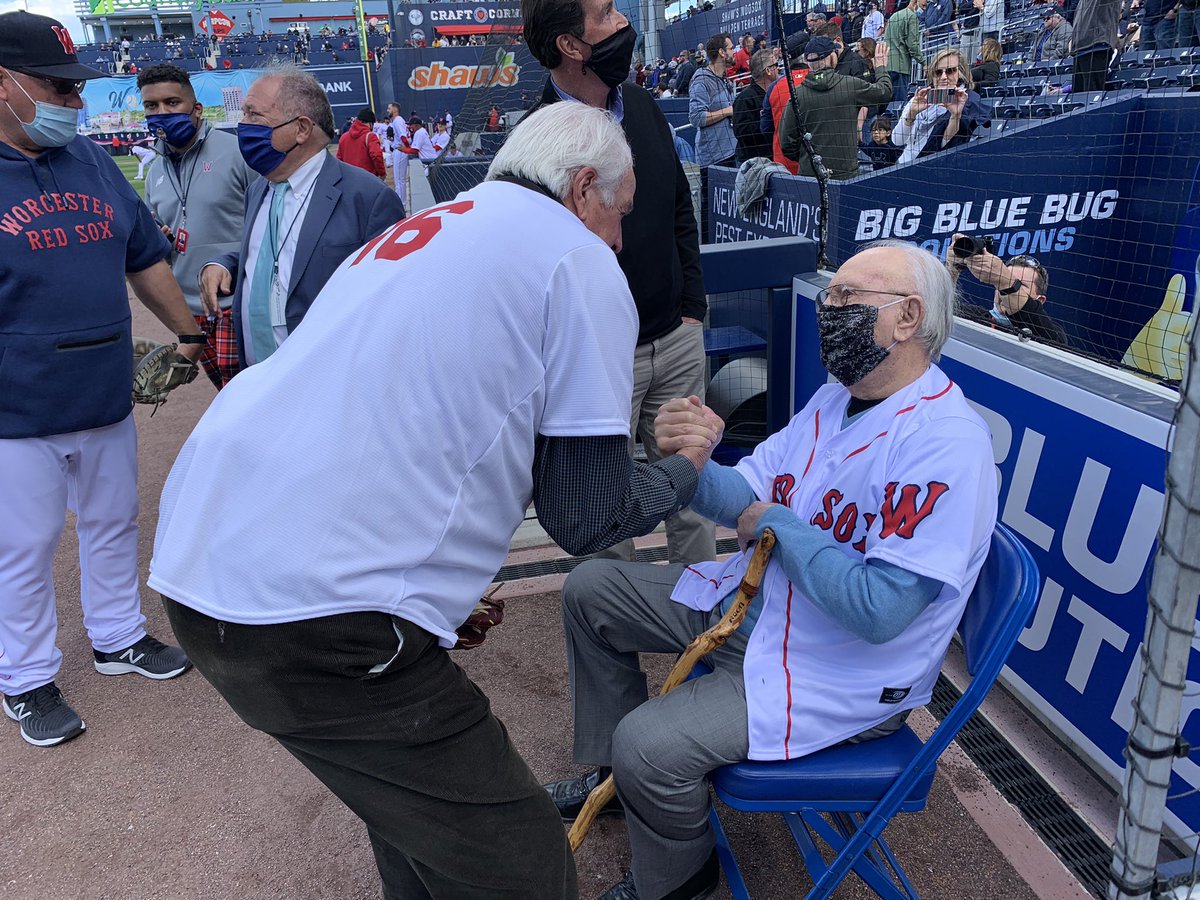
top-left (715, 94), bottom-right (1200, 372)
top-left (80, 63), bottom-right (372, 129)
top-left (379, 45), bottom-right (546, 127)
top-left (659, 0), bottom-right (777, 58)
top-left (777, 93), bottom-right (1200, 841)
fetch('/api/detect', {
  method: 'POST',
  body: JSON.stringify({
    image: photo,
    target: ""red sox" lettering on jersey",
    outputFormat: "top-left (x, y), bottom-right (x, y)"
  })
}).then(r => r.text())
top-left (772, 473), bottom-right (950, 553)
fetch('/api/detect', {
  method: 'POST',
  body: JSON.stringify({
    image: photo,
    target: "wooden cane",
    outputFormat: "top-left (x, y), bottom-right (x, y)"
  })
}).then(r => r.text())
top-left (567, 529), bottom-right (777, 852)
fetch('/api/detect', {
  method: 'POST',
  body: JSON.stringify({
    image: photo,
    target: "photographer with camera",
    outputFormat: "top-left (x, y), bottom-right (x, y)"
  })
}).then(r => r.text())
top-left (947, 233), bottom-right (1069, 348)
top-left (892, 47), bottom-right (991, 165)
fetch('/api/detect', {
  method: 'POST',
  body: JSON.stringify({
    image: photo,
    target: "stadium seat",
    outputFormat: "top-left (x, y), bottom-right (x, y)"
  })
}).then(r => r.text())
top-left (980, 85), bottom-right (1011, 99)
top-left (1134, 65), bottom-right (1191, 88)
top-left (994, 100), bottom-right (1027, 119)
top-left (1007, 76), bottom-right (1046, 96)
top-left (702, 523), bottom-right (1040, 900)
top-left (1029, 94), bottom-right (1084, 117)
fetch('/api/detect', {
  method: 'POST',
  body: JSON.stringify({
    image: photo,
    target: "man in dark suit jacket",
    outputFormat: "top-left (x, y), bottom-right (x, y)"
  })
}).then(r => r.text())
top-left (200, 69), bottom-right (406, 367)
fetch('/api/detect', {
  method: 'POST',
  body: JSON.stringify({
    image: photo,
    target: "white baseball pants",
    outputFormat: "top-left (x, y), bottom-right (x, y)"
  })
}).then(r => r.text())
top-left (0, 414), bottom-right (147, 696)
top-left (392, 150), bottom-right (410, 209)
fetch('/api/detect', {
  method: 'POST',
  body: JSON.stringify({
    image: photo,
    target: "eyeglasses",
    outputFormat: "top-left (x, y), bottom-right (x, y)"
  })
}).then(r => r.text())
top-left (815, 286), bottom-right (913, 307)
top-left (932, 66), bottom-right (958, 77)
top-left (9, 69), bottom-right (85, 95)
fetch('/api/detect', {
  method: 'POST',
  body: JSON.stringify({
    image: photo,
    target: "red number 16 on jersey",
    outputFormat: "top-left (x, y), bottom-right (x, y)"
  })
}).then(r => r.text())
top-left (350, 201), bottom-right (474, 267)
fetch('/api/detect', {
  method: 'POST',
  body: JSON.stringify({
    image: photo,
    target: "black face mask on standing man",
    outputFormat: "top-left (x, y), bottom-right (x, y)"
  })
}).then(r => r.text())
top-left (582, 24), bottom-right (637, 88)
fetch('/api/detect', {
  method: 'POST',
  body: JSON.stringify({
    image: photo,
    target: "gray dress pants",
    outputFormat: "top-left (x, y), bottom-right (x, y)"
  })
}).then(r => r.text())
top-left (563, 560), bottom-right (750, 899)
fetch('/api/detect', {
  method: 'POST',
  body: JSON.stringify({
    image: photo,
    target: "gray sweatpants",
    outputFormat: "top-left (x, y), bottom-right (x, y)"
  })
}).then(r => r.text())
top-left (563, 560), bottom-right (749, 899)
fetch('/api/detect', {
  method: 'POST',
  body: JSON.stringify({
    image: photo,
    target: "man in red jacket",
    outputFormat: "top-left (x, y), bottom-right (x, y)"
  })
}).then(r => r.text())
top-left (336, 107), bottom-right (385, 178)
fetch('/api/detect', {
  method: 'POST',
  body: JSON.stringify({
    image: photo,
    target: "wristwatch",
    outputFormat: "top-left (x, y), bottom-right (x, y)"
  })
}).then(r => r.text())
top-left (177, 333), bottom-right (208, 345)
top-left (998, 278), bottom-right (1023, 296)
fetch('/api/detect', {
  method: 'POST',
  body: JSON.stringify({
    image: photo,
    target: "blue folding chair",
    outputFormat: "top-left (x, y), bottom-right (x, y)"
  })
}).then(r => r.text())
top-left (704, 523), bottom-right (1040, 899)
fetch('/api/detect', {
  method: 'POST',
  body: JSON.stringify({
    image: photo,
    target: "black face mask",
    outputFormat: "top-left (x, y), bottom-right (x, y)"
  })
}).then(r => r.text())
top-left (583, 24), bottom-right (637, 88)
top-left (817, 301), bottom-right (901, 386)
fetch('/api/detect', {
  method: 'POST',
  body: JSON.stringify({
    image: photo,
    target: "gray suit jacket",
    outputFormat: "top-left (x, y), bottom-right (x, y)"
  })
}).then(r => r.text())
top-left (211, 151), bottom-right (406, 367)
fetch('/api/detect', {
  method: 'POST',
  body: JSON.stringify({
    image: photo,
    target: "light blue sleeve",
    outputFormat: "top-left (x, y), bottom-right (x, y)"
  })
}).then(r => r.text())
top-left (754, 504), bottom-right (945, 645)
top-left (691, 461), bottom-right (757, 528)
top-left (688, 74), bottom-right (715, 129)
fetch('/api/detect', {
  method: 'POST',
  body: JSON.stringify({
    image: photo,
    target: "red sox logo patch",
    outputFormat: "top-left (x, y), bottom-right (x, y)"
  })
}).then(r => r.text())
top-left (51, 26), bottom-right (76, 56)
top-left (810, 481), bottom-right (950, 553)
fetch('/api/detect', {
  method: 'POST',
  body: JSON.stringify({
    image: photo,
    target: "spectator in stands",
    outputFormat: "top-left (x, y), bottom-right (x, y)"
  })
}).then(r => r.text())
top-left (760, 31), bottom-right (812, 175)
top-left (846, 3), bottom-right (867, 42)
top-left (886, 0), bottom-right (927, 100)
top-left (673, 48), bottom-right (698, 94)
top-left (446, 141), bottom-right (462, 157)
top-left (1033, 6), bottom-right (1076, 58)
top-left (1176, 0), bottom-right (1199, 46)
top-left (948, 238), bottom-right (1068, 345)
top-left (808, 10), bottom-right (829, 31)
top-left (860, 111), bottom-right (904, 167)
top-left (1071, 0), bottom-right (1122, 89)
top-left (733, 49), bottom-right (778, 161)
top-left (732, 33), bottom-right (755, 75)
top-left (200, 69), bottom-right (405, 368)
top-left (819, 21), bottom-right (871, 75)
top-left (971, 36), bottom-right (1003, 86)
top-left (863, 0), bottom-right (887, 38)
top-left (982, 0), bottom-right (1006, 39)
top-left (138, 62), bottom-right (254, 389)
top-left (923, 0), bottom-right (956, 37)
top-left (780, 36), bottom-right (893, 179)
top-left (1139, 0), bottom-right (1179, 48)
top-left (486, 104), bottom-right (502, 131)
top-left (337, 108), bottom-right (387, 179)
top-left (523, 0), bottom-right (716, 565)
top-left (690, 32), bottom-right (737, 234)
top-left (893, 47), bottom-right (989, 163)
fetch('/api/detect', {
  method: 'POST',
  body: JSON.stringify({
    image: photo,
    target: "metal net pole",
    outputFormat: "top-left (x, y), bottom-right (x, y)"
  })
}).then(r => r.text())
top-left (1110, 320), bottom-right (1200, 899)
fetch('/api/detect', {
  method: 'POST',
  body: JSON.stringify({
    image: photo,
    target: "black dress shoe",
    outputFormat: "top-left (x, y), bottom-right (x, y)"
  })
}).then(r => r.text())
top-left (597, 849), bottom-right (721, 900)
top-left (543, 768), bottom-right (623, 822)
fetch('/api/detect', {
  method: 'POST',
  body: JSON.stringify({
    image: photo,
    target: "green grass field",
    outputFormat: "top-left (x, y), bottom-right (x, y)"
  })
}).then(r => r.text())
top-left (113, 154), bottom-right (146, 200)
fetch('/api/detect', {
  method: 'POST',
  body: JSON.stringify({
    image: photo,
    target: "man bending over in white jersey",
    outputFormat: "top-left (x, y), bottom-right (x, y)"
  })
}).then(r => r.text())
top-left (544, 242), bottom-right (999, 900)
top-left (148, 103), bottom-right (723, 900)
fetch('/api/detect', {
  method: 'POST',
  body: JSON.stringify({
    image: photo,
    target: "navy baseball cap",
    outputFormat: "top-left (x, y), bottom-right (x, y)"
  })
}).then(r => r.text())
top-left (0, 11), bottom-right (104, 80)
top-left (804, 35), bottom-right (840, 60)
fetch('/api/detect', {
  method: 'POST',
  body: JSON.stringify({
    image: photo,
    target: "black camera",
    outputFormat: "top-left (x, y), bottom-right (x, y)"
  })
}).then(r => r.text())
top-left (952, 235), bottom-right (995, 258)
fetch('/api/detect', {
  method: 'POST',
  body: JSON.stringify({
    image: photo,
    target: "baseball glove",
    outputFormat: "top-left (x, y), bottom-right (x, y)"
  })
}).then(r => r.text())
top-left (131, 339), bottom-right (199, 409)
top-left (454, 585), bottom-right (505, 650)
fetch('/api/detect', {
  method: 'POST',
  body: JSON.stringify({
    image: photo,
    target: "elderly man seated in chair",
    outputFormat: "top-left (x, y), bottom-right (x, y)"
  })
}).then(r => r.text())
top-left (544, 241), bottom-right (1000, 900)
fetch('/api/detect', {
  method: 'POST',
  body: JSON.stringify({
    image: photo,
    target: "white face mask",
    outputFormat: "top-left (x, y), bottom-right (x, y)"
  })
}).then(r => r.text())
top-left (4, 70), bottom-right (79, 148)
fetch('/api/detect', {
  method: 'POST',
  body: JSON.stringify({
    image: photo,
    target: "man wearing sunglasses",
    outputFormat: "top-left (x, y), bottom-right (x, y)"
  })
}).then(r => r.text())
top-left (0, 11), bottom-right (204, 748)
top-left (946, 233), bottom-right (1069, 347)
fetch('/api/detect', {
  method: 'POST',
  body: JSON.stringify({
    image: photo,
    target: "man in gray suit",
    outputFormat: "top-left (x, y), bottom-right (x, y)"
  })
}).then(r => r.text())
top-left (200, 67), bottom-right (406, 367)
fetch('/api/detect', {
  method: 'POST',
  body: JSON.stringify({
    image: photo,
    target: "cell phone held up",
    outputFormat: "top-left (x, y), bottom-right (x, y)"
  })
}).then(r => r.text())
top-left (927, 87), bottom-right (955, 105)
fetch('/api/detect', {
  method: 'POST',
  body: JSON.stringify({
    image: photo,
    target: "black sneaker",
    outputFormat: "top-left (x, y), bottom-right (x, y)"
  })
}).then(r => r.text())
top-left (93, 634), bottom-right (192, 680)
top-left (598, 850), bottom-right (720, 900)
top-left (3, 682), bottom-right (86, 747)
top-left (543, 768), bottom-right (624, 822)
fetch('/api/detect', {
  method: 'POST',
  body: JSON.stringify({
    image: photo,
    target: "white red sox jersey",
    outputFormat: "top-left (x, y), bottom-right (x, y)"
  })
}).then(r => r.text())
top-left (149, 180), bottom-right (637, 646)
top-left (672, 365), bottom-right (997, 759)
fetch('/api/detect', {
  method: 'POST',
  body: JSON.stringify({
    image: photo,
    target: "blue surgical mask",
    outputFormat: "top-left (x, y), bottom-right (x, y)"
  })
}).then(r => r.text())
top-left (5, 72), bottom-right (79, 149)
top-left (237, 118), bottom-right (299, 176)
top-left (146, 111), bottom-right (199, 149)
